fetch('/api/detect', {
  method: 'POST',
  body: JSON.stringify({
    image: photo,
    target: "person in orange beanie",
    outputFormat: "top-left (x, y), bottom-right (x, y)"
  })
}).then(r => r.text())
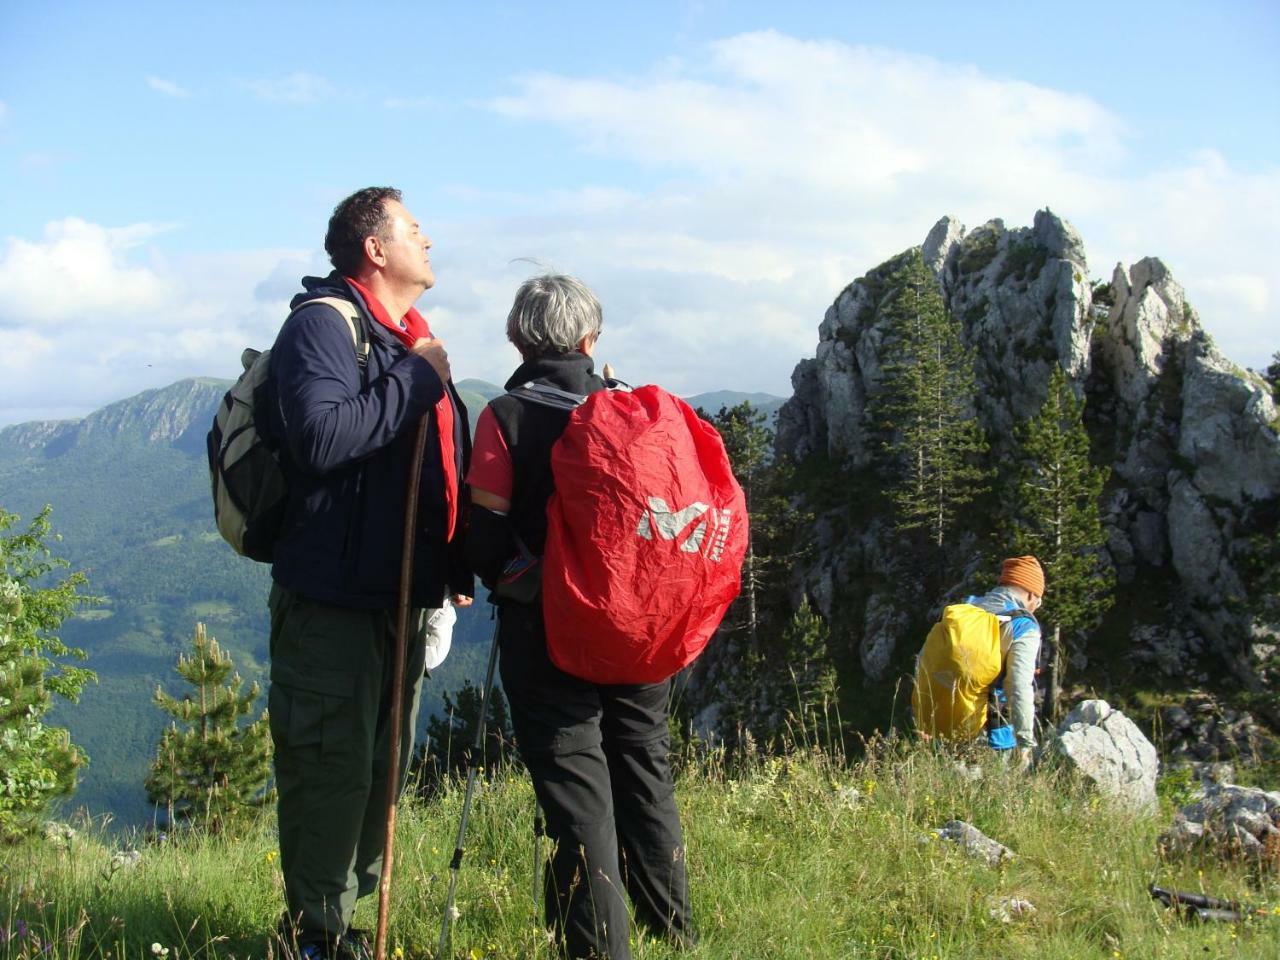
top-left (976, 556), bottom-right (1045, 767)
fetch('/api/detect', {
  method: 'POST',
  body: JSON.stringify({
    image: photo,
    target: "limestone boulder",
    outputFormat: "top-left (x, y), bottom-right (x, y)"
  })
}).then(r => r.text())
top-left (1044, 699), bottom-right (1159, 812)
top-left (933, 820), bottom-right (1015, 867)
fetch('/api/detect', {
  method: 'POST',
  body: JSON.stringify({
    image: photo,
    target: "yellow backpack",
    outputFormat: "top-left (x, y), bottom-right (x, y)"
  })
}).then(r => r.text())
top-left (911, 603), bottom-right (1027, 740)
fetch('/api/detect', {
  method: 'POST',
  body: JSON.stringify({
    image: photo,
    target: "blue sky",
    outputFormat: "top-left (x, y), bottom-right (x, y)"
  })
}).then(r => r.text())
top-left (2, 1), bottom-right (1277, 425)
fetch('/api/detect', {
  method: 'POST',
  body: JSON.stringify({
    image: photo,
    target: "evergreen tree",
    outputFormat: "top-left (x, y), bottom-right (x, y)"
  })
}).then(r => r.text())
top-left (687, 402), bottom-right (813, 746)
top-left (1009, 366), bottom-right (1115, 717)
top-left (779, 598), bottom-right (837, 735)
top-left (876, 251), bottom-right (989, 581)
top-left (700, 402), bottom-right (788, 653)
top-left (0, 506), bottom-right (95, 842)
top-left (413, 679), bottom-right (511, 798)
top-left (1266, 350), bottom-right (1280, 404)
top-left (145, 622), bottom-right (273, 833)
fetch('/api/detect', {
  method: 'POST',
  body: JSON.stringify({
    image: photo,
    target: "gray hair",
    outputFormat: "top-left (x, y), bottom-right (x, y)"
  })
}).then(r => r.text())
top-left (506, 275), bottom-right (602, 358)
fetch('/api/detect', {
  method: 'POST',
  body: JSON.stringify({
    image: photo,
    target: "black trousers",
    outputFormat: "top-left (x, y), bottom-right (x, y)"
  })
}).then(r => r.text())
top-left (267, 584), bottom-right (426, 942)
top-left (498, 603), bottom-right (692, 960)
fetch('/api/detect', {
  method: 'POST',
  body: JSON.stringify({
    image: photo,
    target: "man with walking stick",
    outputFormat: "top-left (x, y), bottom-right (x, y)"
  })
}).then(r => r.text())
top-left (265, 187), bottom-right (472, 960)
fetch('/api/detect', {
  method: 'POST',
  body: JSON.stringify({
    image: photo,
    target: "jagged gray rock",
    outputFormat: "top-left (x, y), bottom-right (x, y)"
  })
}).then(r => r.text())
top-left (1159, 694), bottom-right (1265, 763)
top-left (1160, 780), bottom-right (1280, 863)
top-left (1045, 699), bottom-right (1159, 812)
top-left (861, 594), bottom-right (907, 681)
top-left (933, 819), bottom-right (1015, 867)
top-left (1130, 624), bottom-right (1204, 677)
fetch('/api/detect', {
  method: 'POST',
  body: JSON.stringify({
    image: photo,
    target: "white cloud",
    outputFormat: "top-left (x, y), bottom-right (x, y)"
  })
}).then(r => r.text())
top-left (0, 219), bottom-right (314, 426)
top-left (241, 71), bottom-right (336, 104)
top-left (481, 31), bottom-right (1278, 384)
top-left (0, 219), bottom-right (175, 323)
top-left (145, 75), bottom-right (190, 98)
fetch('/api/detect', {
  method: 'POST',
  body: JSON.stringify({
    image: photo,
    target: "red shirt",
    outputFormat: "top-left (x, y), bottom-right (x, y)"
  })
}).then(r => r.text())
top-left (466, 406), bottom-right (513, 502)
top-left (345, 276), bottom-right (459, 541)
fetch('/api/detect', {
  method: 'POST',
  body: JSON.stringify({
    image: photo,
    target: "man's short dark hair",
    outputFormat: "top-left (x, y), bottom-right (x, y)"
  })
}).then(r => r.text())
top-left (325, 187), bottom-right (402, 276)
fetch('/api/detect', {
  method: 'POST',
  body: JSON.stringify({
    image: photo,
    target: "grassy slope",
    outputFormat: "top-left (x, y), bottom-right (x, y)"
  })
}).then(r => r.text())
top-left (4, 745), bottom-right (1277, 959)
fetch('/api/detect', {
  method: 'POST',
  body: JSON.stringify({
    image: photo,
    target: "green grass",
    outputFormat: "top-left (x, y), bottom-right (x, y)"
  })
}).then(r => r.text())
top-left (4, 742), bottom-right (1278, 959)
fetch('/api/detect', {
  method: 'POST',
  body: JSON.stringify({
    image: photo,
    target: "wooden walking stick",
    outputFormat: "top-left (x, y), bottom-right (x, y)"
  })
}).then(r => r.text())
top-left (375, 415), bottom-right (430, 960)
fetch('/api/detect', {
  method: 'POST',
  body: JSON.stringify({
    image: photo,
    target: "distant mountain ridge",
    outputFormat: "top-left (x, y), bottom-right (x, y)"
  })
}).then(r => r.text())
top-left (0, 378), bottom-right (230, 457)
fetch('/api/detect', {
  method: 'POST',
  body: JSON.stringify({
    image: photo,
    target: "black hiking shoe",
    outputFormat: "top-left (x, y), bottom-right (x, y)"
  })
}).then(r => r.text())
top-left (340, 927), bottom-right (373, 960)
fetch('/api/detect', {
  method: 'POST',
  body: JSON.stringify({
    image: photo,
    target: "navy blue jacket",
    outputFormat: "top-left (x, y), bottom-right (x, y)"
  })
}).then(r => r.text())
top-left (267, 273), bottom-right (472, 610)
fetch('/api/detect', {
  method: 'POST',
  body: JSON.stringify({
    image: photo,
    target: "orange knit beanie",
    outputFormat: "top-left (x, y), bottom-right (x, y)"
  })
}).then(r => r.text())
top-left (999, 555), bottom-right (1045, 598)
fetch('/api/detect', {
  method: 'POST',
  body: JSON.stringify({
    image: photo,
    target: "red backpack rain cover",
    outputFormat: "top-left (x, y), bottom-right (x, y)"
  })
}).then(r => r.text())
top-left (543, 385), bottom-right (748, 685)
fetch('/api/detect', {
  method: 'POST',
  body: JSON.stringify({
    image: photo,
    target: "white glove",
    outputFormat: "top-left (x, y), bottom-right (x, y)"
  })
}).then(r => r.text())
top-left (421, 600), bottom-right (456, 672)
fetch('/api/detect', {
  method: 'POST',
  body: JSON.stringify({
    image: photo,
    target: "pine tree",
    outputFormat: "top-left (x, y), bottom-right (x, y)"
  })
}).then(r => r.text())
top-left (686, 402), bottom-right (814, 746)
top-left (145, 623), bottom-right (273, 833)
top-left (0, 506), bottom-right (95, 842)
top-left (414, 679), bottom-right (511, 798)
top-left (779, 598), bottom-right (837, 735)
top-left (877, 251), bottom-right (989, 581)
top-left (700, 402), bottom-right (786, 653)
top-left (1265, 350), bottom-right (1280, 404)
top-left (1009, 366), bottom-right (1115, 717)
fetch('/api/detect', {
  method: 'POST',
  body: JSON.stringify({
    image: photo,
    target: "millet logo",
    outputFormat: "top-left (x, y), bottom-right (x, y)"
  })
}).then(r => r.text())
top-left (636, 497), bottom-right (733, 562)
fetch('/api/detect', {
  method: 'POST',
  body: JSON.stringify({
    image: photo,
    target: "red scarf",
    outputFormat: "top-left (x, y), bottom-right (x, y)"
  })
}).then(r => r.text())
top-left (345, 277), bottom-right (458, 543)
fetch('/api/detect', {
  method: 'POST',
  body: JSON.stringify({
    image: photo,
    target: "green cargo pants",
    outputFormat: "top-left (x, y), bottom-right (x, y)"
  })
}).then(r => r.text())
top-left (267, 584), bottom-right (427, 942)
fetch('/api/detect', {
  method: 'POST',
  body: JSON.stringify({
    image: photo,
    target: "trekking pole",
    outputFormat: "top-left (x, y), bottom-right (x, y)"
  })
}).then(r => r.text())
top-left (531, 803), bottom-right (545, 918)
top-left (374, 415), bottom-right (430, 960)
top-left (439, 606), bottom-right (502, 955)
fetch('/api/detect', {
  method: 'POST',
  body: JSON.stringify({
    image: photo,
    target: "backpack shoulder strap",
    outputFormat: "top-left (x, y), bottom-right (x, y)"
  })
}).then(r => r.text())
top-left (506, 378), bottom-right (635, 411)
top-left (998, 608), bottom-right (1039, 630)
top-left (507, 382), bottom-right (590, 411)
top-left (287, 296), bottom-right (371, 371)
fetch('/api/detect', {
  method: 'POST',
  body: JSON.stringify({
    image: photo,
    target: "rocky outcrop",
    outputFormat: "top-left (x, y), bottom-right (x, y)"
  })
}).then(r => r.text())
top-left (775, 209), bottom-right (1280, 685)
top-left (778, 210), bottom-right (1096, 472)
top-left (1160, 780), bottom-right (1280, 864)
top-left (1158, 695), bottom-right (1267, 763)
top-left (1044, 700), bottom-right (1159, 812)
top-left (1093, 258), bottom-right (1279, 675)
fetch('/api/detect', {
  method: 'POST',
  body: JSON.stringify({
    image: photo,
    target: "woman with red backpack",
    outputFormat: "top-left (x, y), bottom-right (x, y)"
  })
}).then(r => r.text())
top-left (465, 275), bottom-right (698, 960)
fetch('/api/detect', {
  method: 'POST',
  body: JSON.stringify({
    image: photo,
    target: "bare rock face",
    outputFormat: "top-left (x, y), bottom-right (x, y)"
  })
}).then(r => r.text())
top-left (1159, 694), bottom-right (1266, 763)
top-left (775, 209), bottom-right (1280, 686)
top-left (1160, 780), bottom-right (1280, 864)
top-left (861, 593), bottom-right (907, 680)
top-left (1093, 258), bottom-right (1279, 672)
top-left (1045, 699), bottom-right (1160, 812)
top-left (935, 210), bottom-right (1094, 437)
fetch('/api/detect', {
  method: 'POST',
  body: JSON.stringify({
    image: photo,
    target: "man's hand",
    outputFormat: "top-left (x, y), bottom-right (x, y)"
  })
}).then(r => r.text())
top-left (411, 336), bottom-right (451, 383)
top-left (450, 594), bottom-right (473, 607)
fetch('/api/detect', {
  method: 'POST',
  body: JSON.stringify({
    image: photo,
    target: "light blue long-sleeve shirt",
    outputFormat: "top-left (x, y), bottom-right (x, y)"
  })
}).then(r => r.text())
top-left (968, 587), bottom-right (1042, 748)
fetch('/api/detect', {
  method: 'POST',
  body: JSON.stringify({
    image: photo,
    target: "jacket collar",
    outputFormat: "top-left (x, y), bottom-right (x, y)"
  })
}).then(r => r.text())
top-left (503, 351), bottom-right (601, 394)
